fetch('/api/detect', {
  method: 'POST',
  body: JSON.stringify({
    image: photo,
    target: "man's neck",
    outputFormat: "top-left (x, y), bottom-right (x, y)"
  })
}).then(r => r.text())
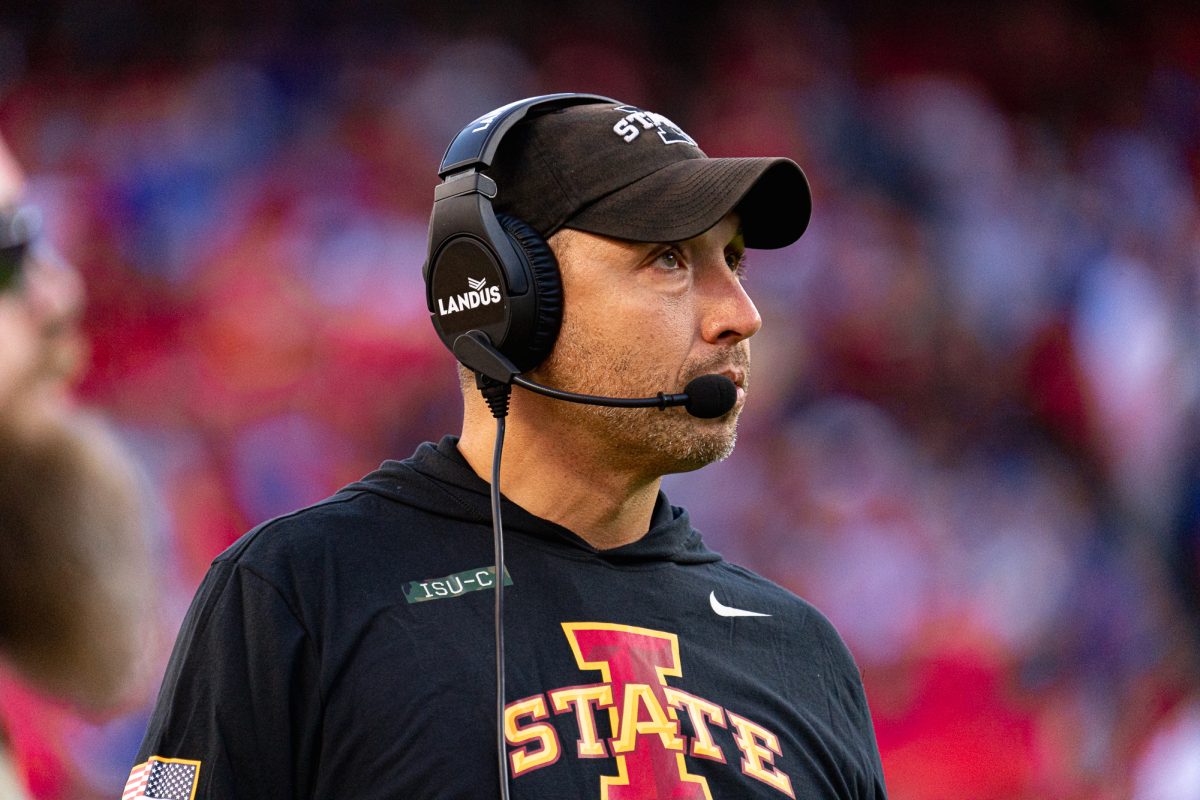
top-left (457, 405), bottom-right (662, 551)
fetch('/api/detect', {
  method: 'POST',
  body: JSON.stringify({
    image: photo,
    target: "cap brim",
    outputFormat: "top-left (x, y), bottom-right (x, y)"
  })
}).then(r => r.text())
top-left (563, 157), bottom-right (812, 249)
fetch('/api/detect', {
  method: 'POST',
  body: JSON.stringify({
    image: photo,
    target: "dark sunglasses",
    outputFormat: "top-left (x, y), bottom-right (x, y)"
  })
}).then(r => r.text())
top-left (0, 206), bottom-right (38, 293)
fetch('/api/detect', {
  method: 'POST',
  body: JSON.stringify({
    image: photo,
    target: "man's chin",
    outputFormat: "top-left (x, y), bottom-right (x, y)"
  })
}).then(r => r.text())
top-left (652, 416), bottom-right (740, 475)
top-left (547, 388), bottom-right (742, 475)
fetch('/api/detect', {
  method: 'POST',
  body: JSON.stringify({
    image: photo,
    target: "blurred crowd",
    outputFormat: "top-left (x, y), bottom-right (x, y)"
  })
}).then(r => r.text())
top-left (0, 1), bottom-right (1198, 798)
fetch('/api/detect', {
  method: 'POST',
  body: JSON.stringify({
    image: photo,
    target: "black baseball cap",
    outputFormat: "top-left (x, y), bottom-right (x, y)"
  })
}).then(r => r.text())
top-left (484, 102), bottom-right (811, 249)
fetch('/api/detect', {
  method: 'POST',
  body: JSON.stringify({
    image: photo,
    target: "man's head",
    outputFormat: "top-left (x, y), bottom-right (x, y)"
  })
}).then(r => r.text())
top-left (438, 96), bottom-right (810, 475)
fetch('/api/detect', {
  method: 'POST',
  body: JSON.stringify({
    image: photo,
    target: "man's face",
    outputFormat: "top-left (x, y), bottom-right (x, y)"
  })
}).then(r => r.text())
top-left (0, 139), bottom-right (85, 410)
top-left (532, 212), bottom-right (760, 476)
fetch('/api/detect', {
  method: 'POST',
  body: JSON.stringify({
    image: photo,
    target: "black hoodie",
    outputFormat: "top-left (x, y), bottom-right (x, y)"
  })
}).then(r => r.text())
top-left (132, 436), bottom-right (887, 799)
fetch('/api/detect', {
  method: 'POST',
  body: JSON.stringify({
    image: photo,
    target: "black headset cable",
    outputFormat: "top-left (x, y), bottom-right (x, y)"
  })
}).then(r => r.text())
top-left (479, 377), bottom-right (513, 800)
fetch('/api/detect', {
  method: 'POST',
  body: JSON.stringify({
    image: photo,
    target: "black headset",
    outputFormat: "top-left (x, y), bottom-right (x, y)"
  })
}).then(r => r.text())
top-left (423, 93), bottom-right (616, 375)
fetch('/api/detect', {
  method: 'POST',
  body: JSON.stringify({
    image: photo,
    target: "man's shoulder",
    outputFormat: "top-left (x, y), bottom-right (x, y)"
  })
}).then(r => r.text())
top-left (710, 560), bottom-right (814, 612)
top-left (711, 561), bottom-right (857, 661)
top-left (212, 464), bottom-right (465, 580)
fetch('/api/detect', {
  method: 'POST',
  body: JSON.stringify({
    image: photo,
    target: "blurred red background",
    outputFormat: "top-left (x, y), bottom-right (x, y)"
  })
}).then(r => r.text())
top-left (0, 1), bottom-right (1198, 797)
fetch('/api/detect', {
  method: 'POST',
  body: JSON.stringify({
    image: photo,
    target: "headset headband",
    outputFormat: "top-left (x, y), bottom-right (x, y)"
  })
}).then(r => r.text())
top-left (425, 93), bottom-right (616, 375)
top-left (438, 93), bottom-right (617, 177)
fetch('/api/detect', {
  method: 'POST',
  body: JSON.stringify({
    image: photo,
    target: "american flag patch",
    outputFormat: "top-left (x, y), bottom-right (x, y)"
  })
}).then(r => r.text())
top-left (122, 757), bottom-right (201, 800)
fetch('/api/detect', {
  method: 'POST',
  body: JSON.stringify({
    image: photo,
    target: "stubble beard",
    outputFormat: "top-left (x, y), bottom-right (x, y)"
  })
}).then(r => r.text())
top-left (530, 333), bottom-right (748, 477)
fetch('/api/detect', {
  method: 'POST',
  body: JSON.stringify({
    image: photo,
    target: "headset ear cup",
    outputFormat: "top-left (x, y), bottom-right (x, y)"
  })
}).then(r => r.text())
top-left (496, 213), bottom-right (562, 371)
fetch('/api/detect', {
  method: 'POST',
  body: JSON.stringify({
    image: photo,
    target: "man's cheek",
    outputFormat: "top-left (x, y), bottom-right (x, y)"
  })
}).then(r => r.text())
top-left (0, 301), bottom-right (39, 402)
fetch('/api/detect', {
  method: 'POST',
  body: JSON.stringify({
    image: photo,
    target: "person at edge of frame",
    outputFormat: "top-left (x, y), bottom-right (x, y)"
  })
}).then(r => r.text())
top-left (0, 134), bottom-right (151, 799)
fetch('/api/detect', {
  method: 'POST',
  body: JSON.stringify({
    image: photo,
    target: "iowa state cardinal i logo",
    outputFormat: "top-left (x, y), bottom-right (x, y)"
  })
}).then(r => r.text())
top-left (504, 623), bottom-right (795, 799)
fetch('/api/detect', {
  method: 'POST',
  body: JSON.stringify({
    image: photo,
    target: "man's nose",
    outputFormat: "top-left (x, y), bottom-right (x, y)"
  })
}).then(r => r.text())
top-left (23, 246), bottom-right (84, 332)
top-left (700, 268), bottom-right (762, 345)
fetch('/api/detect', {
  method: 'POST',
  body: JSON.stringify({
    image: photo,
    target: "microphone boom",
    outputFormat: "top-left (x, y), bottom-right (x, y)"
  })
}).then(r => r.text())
top-left (509, 373), bottom-right (736, 418)
top-left (454, 330), bottom-right (738, 419)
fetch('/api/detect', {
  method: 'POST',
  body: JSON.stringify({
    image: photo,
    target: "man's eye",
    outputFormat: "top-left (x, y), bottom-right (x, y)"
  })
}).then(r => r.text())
top-left (657, 249), bottom-right (682, 269)
top-left (726, 250), bottom-right (747, 275)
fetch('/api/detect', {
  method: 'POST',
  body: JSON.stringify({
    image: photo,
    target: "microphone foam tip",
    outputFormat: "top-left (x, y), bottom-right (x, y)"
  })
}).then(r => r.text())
top-left (683, 374), bottom-right (737, 419)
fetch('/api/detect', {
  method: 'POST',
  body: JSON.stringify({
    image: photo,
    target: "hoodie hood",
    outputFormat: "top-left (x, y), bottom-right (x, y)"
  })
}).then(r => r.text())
top-left (341, 436), bottom-right (721, 566)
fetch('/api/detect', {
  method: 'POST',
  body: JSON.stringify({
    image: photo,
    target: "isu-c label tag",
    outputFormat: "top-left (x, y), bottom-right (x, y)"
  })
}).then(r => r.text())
top-left (403, 566), bottom-right (513, 603)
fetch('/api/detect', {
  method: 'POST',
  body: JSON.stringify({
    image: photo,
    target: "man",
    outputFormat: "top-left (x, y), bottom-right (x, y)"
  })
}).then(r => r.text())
top-left (132, 97), bottom-right (887, 798)
top-left (0, 135), bottom-right (150, 796)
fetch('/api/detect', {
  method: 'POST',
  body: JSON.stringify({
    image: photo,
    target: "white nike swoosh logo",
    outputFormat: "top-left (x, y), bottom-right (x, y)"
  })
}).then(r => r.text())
top-left (709, 591), bottom-right (771, 618)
